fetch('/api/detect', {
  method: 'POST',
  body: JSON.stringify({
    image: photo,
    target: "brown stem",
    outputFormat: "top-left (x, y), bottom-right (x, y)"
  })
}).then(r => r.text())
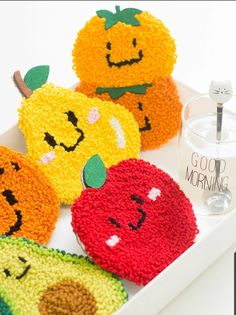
top-left (13, 71), bottom-right (32, 98)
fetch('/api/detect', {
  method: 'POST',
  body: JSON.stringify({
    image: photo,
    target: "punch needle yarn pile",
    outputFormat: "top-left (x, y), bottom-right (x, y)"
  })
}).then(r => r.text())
top-left (0, 237), bottom-right (127, 315)
top-left (0, 146), bottom-right (59, 244)
top-left (18, 82), bottom-right (140, 204)
top-left (72, 158), bottom-right (198, 285)
top-left (73, 6), bottom-right (182, 150)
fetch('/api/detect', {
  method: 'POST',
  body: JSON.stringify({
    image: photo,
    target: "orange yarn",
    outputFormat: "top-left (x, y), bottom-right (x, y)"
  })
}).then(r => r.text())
top-left (77, 77), bottom-right (182, 150)
top-left (72, 10), bottom-right (176, 87)
top-left (0, 146), bottom-right (59, 244)
top-left (72, 6), bottom-right (182, 150)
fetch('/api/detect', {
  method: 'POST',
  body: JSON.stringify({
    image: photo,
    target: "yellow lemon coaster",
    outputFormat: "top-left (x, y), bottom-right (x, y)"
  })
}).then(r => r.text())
top-left (0, 237), bottom-right (127, 315)
top-left (15, 66), bottom-right (140, 204)
top-left (0, 146), bottom-right (59, 245)
top-left (73, 6), bottom-right (182, 150)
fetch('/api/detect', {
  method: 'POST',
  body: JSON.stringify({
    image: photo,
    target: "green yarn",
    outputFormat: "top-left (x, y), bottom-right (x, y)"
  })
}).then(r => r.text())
top-left (97, 6), bottom-right (142, 30)
top-left (96, 83), bottom-right (153, 99)
top-left (0, 237), bottom-right (127, 315)
top-left (0, 296), bottom-right (12, 315)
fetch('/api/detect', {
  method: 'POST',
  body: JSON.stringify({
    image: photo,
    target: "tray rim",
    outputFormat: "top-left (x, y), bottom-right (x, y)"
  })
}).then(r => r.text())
top-left (1, 80), bottom-right (234, 315)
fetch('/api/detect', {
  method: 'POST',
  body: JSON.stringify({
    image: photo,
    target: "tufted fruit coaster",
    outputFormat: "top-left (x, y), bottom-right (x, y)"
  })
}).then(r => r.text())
top-left (72, 157), bottom-right (198, 285)
top-left (0, 146), bottom-right (59, 245)
top-left (72, 6), bottom-right (182, 150)
top-left (77, 77), bottom-right (182, 150)
top-left (72, 6), bottom-right (176, 87)
top-left (0, 237), bottom-right (127, 315)
top-left (17, 69), bottom-right (140, 204)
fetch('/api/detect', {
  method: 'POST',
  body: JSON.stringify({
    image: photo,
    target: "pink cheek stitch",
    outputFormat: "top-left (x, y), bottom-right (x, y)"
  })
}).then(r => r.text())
top-left (148, 187), bottom-right (161, 201)
top-left (106, 235), bottom-right (121, 247)
top-left (87, 107), bottom-right (100, 124)
top-left (40, 151), bottom-right (56, 164)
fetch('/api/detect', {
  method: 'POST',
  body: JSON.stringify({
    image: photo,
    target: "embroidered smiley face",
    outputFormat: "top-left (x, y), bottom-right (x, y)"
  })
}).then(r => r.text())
top-left (0, 146), bottom-right (59, 244)
top-left (72, 157), bottom-right (198, 285)
top-left (18, 83), bottom-right (140, 204)
top-left (0, 237), bottom-right (127, 315)
top-left (105, 37), bottom-right (143, 68)
top-left (3, 256), bottom-right (31, 280)
top-left (72, 6), bottom-right (176, 88)
top-left (73, 7), bottom-right (181, 150)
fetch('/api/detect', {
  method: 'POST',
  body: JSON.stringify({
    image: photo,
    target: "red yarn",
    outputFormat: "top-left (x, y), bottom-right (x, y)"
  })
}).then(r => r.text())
top-left (72, 159), bottom-right (198, 285)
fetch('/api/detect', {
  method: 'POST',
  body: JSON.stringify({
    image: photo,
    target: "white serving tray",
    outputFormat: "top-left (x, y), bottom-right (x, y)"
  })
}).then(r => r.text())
top-left (1, 81), bottom-right (236, 315)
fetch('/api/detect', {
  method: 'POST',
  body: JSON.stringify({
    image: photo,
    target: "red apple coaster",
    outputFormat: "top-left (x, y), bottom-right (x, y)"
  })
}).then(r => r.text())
top-left (72, 156), bottom-right (198, 285)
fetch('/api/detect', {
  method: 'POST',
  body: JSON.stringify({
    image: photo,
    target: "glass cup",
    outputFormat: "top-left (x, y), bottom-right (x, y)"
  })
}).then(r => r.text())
top-left (179, 94), bottom-right (236, 215)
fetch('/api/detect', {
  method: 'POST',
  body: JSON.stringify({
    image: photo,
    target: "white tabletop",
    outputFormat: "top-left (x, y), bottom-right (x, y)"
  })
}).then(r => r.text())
top-left (0, 2), bottom-right (235, 314)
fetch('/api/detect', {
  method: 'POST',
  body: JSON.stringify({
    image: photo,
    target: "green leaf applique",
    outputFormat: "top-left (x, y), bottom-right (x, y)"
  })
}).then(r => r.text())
top-left (24, 65), bottom-right (50, 91)
top-left (97, 6), bottom-right (142, 30)
top-left (96, 83), bottom-right (152, 99)
top-left (83, 154), bottom-right (107, 189)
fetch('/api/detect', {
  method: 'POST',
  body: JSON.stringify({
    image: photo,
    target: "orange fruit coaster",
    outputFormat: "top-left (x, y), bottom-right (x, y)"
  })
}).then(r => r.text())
top-left (0, 146), bottom-right (59, 244)
top-left (73, 6), bottom-right (182, 150)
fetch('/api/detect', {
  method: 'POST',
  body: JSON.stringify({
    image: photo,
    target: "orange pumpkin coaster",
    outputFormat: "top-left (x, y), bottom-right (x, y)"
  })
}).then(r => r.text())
top-left (73, 6), bottom-right (182, 150)
top-left (0, 146), bottom-right (59, 244)
top-left (77, 77), bottom-right (182, 150)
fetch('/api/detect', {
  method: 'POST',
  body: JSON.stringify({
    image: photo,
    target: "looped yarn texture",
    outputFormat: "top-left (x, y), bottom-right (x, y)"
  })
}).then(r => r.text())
top-left (72, 159), bottom-right (198, 285)
top-left (18, 84), bottom-right (140, 204)
top-left (0, 237), bottom-right (127, 315)
top-left (0, 146), bottom-right (59, 245)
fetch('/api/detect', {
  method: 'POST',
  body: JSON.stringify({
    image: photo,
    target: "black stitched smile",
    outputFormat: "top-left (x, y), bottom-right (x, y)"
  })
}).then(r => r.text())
top-left (16, 264), bottom-right (31, 280)
top-left (3, 256), bottom-right (31, 280)
top-left (5, 210), bottom-right (22, 236)
top-left (2, 189), bottom-right (23, 236)
top-left (128, 208), bottom-right (146, 230)
top-left (44, 111), bottom-right (84, 152)
top-left (139, 116), bottom-right (151, 132)
top-left (129, 195), bottom-right (146, 230)
top-left (106, 50), bottom-right (143, 68)
top-left (136, 103), bottom-right (151, 132)
top-left (108, 195), bottom-right (146, 231)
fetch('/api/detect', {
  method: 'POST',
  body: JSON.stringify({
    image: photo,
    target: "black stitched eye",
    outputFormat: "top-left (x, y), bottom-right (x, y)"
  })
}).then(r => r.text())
top-left (130, 195), bottom-right (143, 205)
top-left (106, 42), bottom-right (111, 50)
top-left (132, 38), bottom-right (137, 47)
top-left (108, 218), bottom-right (121, 228)
top-left (18, 256), bottom-right (27, 263)
top-left (11, 162), bottom-right (20, 171)
top-left (0, 168), bottom-right (4, 175)
top-left (137, 102), bottom-right (143, 111)
top-left (65, 111), bottom-right (78, 127)
top-left (3, 269), bottom-right (11, 277)
top-left (44, 132), bottom-right (57, 148)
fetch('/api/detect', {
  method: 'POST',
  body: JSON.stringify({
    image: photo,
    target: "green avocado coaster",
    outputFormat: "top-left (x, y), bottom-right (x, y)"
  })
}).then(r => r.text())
top-left (0, 237), bottom-right (127, 315)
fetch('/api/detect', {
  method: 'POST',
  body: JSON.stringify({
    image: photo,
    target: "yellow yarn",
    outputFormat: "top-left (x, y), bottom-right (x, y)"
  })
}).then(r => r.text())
top-left (72, 11), bottom-right (176, 87)
top-left (18, 84), bottom-right (140, 204)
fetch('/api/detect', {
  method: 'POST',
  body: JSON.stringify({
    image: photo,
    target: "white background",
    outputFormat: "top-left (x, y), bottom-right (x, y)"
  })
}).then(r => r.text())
top-left (0, 1), bottom-right (236, 314)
